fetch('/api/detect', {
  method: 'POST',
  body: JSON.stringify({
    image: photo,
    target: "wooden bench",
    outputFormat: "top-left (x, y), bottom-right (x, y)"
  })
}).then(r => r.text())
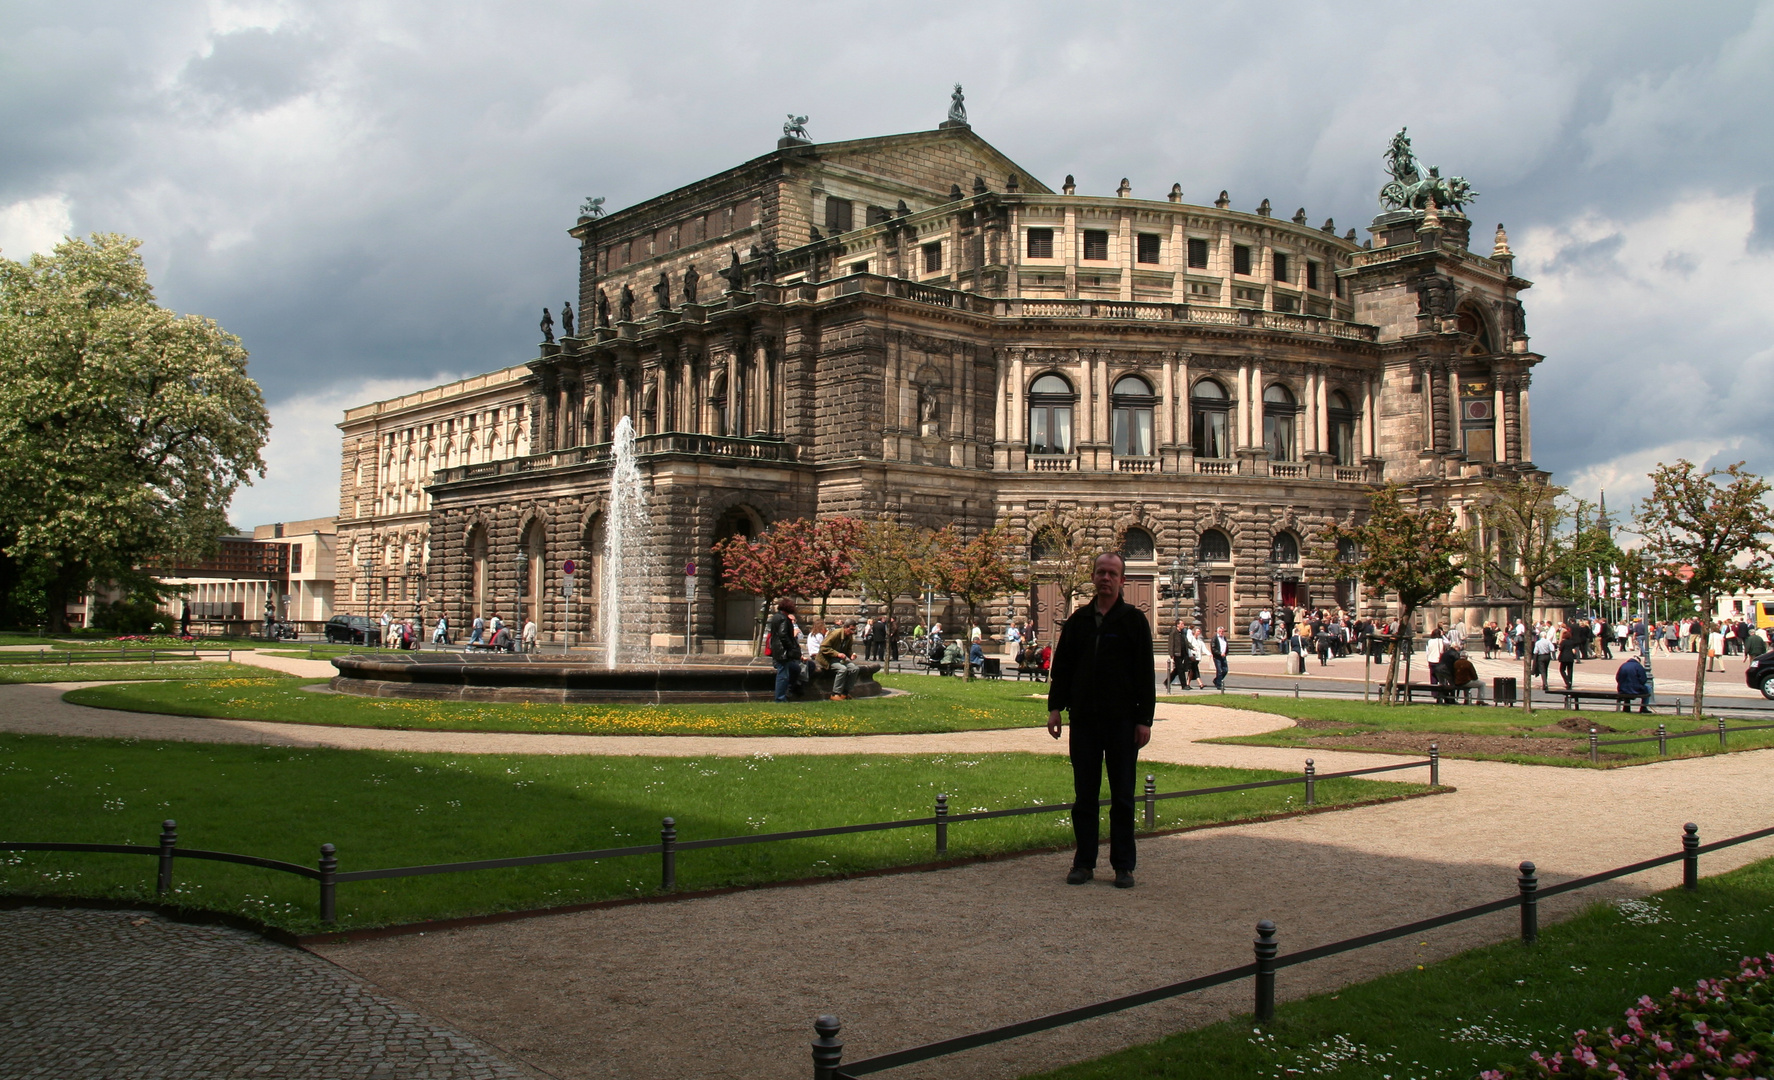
top-left (1560, 688), bottom-right (1652, 712)
top-left (1395, 681), bottom-right (1485, 705)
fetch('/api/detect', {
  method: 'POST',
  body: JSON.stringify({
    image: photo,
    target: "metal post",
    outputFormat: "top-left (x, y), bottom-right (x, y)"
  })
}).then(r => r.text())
top-left (1294, 683), bottom-right (1300, 699)
top-left (1429, 743), bottom-right (1440, 786)
top-left (1144, 774), bottom-right (1156, 829)
top-left (1657, 723), bottom-right (1668, 756)
top-left (1253, 920), bottom-right (1278, 1022)
top-left (1718, 717), bottom-right (1728, 751)
top-left (1590, 726), bottom-right (1599, 764)
top-left (1683, 822), bottom-right (1699, 891)
top-left (935, 794), bottom-right (948, 854)
top-left (156, 820), bottom-right (178, 895)
top-left (660, 817), bottom-right (677, 891)
top-left (1517, 861), bottom-right (1538, 944)
top-left (811, 1015), bottom-right (844, 1080)
top-left (319, 843), bottom-right (338, 924)
top-left (1303, 760), bottom-right (1316, 807)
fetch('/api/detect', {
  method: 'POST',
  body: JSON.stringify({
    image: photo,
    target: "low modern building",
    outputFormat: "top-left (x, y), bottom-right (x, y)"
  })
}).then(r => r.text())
top-left (339, 98), bottom-right (1549, 649)
top-left (150, 517), bottom-right (337, 631)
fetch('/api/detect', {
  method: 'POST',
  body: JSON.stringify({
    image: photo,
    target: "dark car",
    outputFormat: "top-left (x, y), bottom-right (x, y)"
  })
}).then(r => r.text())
top-left (1747, 652), bottom-right (1774, 700)
top-left (324, 615), bottom-right (382, 646)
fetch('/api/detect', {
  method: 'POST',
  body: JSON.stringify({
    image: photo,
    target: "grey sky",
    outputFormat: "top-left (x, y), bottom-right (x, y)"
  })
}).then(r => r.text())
top-left (2, 1), bottom-right (1770, 526)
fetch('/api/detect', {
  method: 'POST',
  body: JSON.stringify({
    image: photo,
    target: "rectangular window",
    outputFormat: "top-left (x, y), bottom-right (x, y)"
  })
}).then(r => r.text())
top-left (1273, 253), bottom-right (1290, 282)
top-left (923, 242), bottom-right (943, 273)
top-left (825, 198), bottom-right (854, 234)
top-left (1272, 294), bottom-right (1297, 313)
top-left (1082, 230), bottom-right (1109, 261)
top-left (1306, 261), bottom-right (1320, 291)
top-left (850, 261), bottom-right (870, 275)
top-left (1195, 408), bottom-right (1227, 459)
top-left (1026, 228), bottom-right (1054, 258)
top-left (1136, 234), bottom-right (1161, 264)
top-left (1187, 238), bottom-right (1209, 269)
top-left (1233, 244), bottom-right (1252, 275)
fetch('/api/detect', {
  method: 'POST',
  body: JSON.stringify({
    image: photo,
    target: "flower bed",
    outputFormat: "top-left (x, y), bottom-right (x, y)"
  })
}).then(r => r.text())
top-left (1484, 953), bottom-right (1774, 1078)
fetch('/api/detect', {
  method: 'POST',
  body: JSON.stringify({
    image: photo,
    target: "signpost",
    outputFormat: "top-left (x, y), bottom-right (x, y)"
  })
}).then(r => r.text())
top-left (562, 559), bottom-right (576, 654)
top-left (685, 561), bottom-right (696, 659)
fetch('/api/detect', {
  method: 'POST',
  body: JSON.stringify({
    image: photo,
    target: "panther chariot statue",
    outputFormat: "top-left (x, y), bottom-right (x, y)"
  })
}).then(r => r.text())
top-left (783, 114), bottom-right (810, 142)
top-left (1378, 128), bottom-right (1477, 212)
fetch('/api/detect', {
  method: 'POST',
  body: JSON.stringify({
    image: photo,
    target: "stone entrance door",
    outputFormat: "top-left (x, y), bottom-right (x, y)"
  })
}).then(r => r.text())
top-left (1123, 576), bottom-right (1157, 636)
top-left (1202, 577), bottom-right (1232, 631)
top-left (1031, 583), bottom-right (1066, 644)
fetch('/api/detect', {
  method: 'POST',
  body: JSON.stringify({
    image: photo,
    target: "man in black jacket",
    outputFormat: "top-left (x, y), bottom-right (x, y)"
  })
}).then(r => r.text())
top-left (1048, 553), bottom-right (1156, 888)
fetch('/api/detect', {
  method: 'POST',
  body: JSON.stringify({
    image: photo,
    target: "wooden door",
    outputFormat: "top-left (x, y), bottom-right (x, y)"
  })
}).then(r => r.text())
top-left (1123, 576), bottom-right (1157, 636)
top-left (1203, 578), bottom-right (1232, 632)
top-left (1032, 583), bottom-right (1066, 643)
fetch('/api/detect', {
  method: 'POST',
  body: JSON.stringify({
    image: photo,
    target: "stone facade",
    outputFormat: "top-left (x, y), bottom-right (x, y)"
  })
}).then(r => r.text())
top-left (339, 116), bottom-right (1547, 647)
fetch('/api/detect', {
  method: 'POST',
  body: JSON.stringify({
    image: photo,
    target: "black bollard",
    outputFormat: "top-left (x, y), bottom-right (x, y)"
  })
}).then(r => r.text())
top-left (1144, 775), bottom-right (1156, 829)
top-left (1429, 743), bottom-right (1440, 786)
top-left (1683, 823), bottom-right (1699, 891)
top-left (660, 817), bottom-right (677, 891)
top-left (1517, 861), bottom-right (1538, 944)
top-left (1589, 726), bottom-right (1599, 765)
top-left (1253, 920), bottom-right (1278, 1022)
top-left (811, 1015), bottom-right (844, 1080)
top-left (319, 843), bottom-right (338, 924)
top-left (1718, 718), bottom-right (1728, 751)
top-left (1304, 760), bottom-right (1316, 807)
top-left (935, 794), bottom-right (948, 854)
top-left (1657, 723), bottom-right (1668, 756)
top-left (156, 820), bottom-right (178, 895)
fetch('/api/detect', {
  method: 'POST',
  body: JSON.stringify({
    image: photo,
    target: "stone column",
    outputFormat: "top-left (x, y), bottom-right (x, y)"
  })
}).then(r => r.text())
top-left (1010, 348), bottom-right (1026, 445)
top-left (1095, 351), bottom-right (1110, 456)
top-left (1520, 375), bottom-right (1533, 461)
top-left (1064, 206), bottom-right (1079, 299)
top-left (1314, 367), bottom-right (1329, 454)
top-left (992, 349), bottom-right (1006, 447)
top-left (1362, 376), bottom-right (1377, 458)
top-left (1159, 353), bottom-right (1175, 448)
top-left (1076, 351), bottom-right (1092, 447)
top-left (1175, 353), bottom-right (1192, 456)
top-left (1119, 210), bottom-right (1135, 302)
top-left (1236, 360), bottom-right (1252, 448)
top-left (1248, 359), bottom-right (1264, 448)
top-left (1419, 360), bottom-right (1436, 450)
top-left (1445, 366), bottom-right (1460, 455)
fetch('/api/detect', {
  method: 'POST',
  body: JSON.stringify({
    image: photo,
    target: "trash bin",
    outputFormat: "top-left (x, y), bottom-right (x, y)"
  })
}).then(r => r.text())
top-left (1493, 676), bottom-right (1517, 706)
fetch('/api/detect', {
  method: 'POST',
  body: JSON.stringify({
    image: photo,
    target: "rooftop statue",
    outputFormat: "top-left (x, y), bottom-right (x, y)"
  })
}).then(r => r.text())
top-left (539, 307), bottom-right (554, 344)
top-left (579, 196), bottom-right (605, 219)
top-left (948, 84), bottom-right (967, 125)
top-left (1378, 128), bottom-right (1477, 212)
top-left (783, 114), bottom-right (810, 142)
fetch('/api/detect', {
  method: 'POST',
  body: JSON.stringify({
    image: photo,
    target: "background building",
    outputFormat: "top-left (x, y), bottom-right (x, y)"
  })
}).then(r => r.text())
top-left (148, 518), bottom-right (337, 633)
top-left (340, 107), bottom-right (1547, 649)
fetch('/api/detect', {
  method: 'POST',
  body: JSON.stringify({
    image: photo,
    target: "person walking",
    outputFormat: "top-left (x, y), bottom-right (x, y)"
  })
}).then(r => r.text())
top-left (1165, 619), bottom-right (1188, 691)
top-left (1047, 553), bottom-right (1154, 889)
top-left (1557, 627), bottom-right (1579, 692)
top-left (766, 600), bottom-right (802, 702)
top-left (1184, 624), bottom-right (1206, 689)
top-left (470, 614), bottom-right (485, 645)
top-left (1211, 625), bottom-right (1230, 690)
top-left (522, 618), bottom-right (538, 653)
top-left (433, 616), bottom-right (448, 646)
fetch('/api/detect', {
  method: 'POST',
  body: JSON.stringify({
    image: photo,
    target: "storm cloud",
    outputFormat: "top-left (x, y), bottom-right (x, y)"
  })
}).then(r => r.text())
top-left (2, 1), bottom-right (1769, 525)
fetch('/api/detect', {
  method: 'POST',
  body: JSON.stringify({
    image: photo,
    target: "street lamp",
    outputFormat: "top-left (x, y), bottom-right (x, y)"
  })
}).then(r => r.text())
top-left (512, 552), bottom-right (529, 636)
top-left (359, 555), bottom-right (375, 617)
top-left (1168, 553), bottom-right (1193, 625)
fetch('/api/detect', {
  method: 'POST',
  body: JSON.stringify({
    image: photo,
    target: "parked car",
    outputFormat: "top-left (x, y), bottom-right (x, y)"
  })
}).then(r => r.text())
top-left (1746, 651), bottom-right (1774, 700)
top-left (324, 615), bottom-right (382, 646)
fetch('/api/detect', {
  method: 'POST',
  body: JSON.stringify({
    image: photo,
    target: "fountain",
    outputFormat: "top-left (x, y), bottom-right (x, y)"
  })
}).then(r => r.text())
top-left (328, 413), bottom-right (881, 704)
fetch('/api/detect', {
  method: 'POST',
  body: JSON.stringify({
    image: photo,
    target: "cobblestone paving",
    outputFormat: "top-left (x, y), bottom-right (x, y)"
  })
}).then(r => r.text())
top-left (0, 907), bottom-right (536, 1079)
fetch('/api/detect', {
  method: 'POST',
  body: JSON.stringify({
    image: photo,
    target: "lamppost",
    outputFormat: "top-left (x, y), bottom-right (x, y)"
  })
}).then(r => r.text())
top-left (359, 555), bottom-right (375, 618)
top-left (1168, 553), bottom-right (1193, 626)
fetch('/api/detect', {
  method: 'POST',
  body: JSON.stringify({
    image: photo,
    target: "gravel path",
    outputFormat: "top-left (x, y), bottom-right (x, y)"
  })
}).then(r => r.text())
top-left (0, 906), bottom-right (536, 1079)
top-left (11, 677), bottom-right (1774, 1078)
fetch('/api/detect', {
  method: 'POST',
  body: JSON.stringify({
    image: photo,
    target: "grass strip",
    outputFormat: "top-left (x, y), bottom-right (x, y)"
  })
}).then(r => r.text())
top-left (0, 662), bottom-right (272, 685)
top-left (62, 672), bottom-right (1055, 736)
top-left (1028, 853), bottom-right (1774, 1080)
top-left (1176, 695), bottom-right (1774, 768)
top-left (0, 733), bottom-right (1420, 934)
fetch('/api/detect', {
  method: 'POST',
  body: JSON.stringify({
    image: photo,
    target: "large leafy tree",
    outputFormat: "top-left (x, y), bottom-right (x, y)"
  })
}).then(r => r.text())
top-left (1325, 484), bottom-right (1468, 701)
top-left (1634, 460), bottom-right (1774, 718)
top-left (1471, 477), bottom-right (1595, 714)
top-left (926, 523), bottom-right (1024, 681)
top-left (800, 516), bottom-right (864, 617)
top-left (0, 234), bottom-right (269, 630)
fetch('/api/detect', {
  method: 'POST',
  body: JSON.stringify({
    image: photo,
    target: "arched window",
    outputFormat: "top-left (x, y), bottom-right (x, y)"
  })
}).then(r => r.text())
top-left (1262, 384), bottom-right (1297, 462)
top-left (1192, 379), bottom-right (1230, 459)
top-left (1028, 373), bottom-right (1075, 456)
top-left (520, 520), bottom-right (546, 631)
top-left (709, 369), bottom-right (729, 437)
top-left (1120, 527), bottom-right (1155, 562)
top-left (1328, 390), bottom-right (1357, 466)
top-left (1270, 532), bottom-right (1299, 565)
top-left (466, 525), bottom-right (489, 615)
top-left (1456, 305), bottom-right (1494, 354)
top-left (1111, 374), bottom-right (1155, 458)
top-left (1198, 529), bottom-right (1232, 562)
top-left (1030, 527), bottom-right (1059, 561)
top-left (1336, 537), bottom-right (1360, 565)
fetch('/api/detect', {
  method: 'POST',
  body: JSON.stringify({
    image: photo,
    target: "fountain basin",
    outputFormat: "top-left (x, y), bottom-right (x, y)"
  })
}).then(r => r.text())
top-left (329, 653), bottom-right (883, 704)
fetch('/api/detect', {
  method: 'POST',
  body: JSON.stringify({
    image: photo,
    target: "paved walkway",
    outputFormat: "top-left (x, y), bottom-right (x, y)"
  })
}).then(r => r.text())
top-left (0, 906), bottom-right (536, 1079)
top-left (11, 673), bottom-right (1774, 1078)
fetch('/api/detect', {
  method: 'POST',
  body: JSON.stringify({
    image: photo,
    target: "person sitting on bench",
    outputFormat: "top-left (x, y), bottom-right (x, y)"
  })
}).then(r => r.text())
top-left (1616, 655), bottom-right (1652, 713)
top-left (1450, 652), bottom-right (1482, 704)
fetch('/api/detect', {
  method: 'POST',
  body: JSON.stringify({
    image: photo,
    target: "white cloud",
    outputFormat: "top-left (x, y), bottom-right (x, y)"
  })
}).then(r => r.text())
top-left (0, 194), bottom-right (72, 259)
top-left (228, 373), bottom-right (465, 529)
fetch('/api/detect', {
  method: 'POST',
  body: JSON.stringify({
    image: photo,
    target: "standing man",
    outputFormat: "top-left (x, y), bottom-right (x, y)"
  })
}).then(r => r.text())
top-left (767, 600), bottom-right (801, 702)
top-left (1047, 553), bottom-right (1155, 889)
top-left (1248, 612), bottom-right (1267, 656)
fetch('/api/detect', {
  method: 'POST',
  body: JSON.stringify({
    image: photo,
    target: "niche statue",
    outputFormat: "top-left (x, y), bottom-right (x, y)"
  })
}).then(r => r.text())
top-left (618, 285), bottom-right (635, 322)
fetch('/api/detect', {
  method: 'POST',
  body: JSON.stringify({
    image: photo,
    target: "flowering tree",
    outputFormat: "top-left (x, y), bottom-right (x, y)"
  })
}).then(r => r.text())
top-left (1028, 507), bottom-right (1112, 607)
top-left (711, 524), bottom-right (814, 651)
top-left (926, 524), bottom-right (1025, 680)
top-left (1326, 484), bottom-right (1468, 702)
top-left (1634, 460), bottom-right (1774, 719)
top-left (801, 516), bottom-right (864, 616)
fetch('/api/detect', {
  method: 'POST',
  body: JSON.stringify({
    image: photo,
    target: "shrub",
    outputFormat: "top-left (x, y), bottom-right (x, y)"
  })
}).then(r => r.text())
top-left (1483, 953), bottom-right (1774, 1078)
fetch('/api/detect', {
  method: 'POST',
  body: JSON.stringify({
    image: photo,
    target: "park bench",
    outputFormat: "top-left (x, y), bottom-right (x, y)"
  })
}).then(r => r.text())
top-left (1559, 688), bottom-right (1652, 712)
top-left (1394, 681), bottom-right (1486, 705)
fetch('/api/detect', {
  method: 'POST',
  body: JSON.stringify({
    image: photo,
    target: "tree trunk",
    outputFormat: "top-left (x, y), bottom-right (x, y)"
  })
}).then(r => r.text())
top-left (44, 567), bottom-right (73, 634)
top-left (1379, 603), bottom-right (1414, 704)
top-left (1693, 616), bottom-right (1710, 721)
top-left (962, 602), bottom-right (976, 681)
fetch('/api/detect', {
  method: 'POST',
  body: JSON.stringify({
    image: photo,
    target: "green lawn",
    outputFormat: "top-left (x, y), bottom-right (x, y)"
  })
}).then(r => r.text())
top-left (1030, 853), bottom-right (1774, 1080)
top-left (0, 662), bottom-right (272, 684)
top-left (0, 734), bottom-right (1423, 933)
top-left (1178, 695), bottom-right (1774, 767)
top-left (63, 672), bottom-right (1057, 736)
